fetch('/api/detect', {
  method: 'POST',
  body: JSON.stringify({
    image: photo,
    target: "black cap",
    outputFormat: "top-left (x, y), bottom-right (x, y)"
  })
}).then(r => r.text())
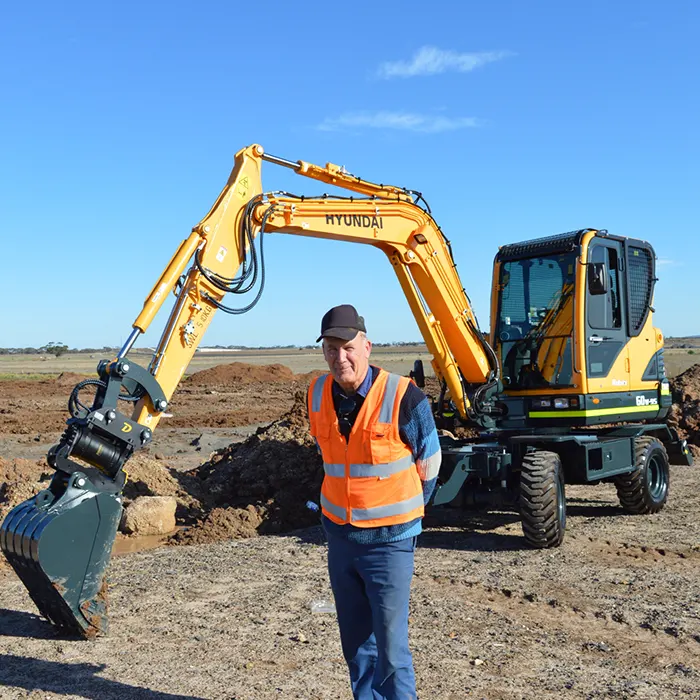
top-left (316, 304), bottom-right (367, 342)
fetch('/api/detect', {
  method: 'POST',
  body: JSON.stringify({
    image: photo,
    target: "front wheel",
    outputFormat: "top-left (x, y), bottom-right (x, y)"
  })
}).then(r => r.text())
top-left (519, 450), bottom-right (566, 548)
top-left (614, 437), bottom-right (669, 514)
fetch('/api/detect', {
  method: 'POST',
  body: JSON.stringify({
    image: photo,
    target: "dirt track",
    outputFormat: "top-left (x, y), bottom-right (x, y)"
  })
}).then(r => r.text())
top-left (1, 361), bottom-right (699, 699)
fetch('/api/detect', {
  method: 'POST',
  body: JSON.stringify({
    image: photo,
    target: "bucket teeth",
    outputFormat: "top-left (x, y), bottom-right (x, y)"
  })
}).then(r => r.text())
top-left (0, 470), bottom-right (122, 638)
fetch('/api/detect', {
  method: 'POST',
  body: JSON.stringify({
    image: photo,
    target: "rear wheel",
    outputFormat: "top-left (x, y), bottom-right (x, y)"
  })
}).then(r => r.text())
top-left (614, 437), bottom-right (669, 514)
top-left (519, 450), bottom-right (566, 548)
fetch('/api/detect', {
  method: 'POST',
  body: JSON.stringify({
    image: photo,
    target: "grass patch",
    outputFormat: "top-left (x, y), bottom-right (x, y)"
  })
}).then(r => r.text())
top-left (0, 373), bottom-right (59, 381)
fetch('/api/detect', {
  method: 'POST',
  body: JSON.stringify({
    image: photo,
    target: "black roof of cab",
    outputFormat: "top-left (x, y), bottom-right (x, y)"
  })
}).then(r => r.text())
top-left (496, 228), bottom-right (600, 262)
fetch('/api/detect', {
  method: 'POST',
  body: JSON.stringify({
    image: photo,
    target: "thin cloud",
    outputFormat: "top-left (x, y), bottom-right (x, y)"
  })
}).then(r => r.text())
top-left (656, 258), bottom-right (678, 266)
top-left (378, 46), bottom-right (512, 79)
top-left (317, 111), bottom-right (480, 133)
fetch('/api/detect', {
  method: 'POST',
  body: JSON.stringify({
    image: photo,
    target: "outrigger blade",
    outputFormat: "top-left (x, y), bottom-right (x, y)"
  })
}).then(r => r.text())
top-left (0, 468), bottom-right (124, 638)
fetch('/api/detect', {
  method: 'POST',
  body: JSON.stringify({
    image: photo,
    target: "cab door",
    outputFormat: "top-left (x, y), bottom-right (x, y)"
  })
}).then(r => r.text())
top-left (585, 240), bottom-right (630, 390)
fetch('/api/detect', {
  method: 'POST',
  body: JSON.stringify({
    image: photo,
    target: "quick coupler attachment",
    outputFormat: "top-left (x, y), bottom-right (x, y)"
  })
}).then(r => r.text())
top-left (0, 468), bottom-right (125, 638)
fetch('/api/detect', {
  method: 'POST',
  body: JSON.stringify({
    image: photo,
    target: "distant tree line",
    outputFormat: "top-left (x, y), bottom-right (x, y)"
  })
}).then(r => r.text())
top-left (1, 340), bottom-right (426, 357)
top-left (0, 344), bottom-right (119, 357)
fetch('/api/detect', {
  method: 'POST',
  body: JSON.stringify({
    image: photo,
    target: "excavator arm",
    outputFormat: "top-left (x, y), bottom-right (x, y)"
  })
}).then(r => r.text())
top-left (0, 144), bottom-right (496, 638)
top-left (129, 144), bottom-right (495, 431)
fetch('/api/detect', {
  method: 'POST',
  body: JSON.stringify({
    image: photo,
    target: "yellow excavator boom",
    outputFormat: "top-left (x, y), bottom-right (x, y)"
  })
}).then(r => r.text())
top-left (130, 144), bottom-right (494, 430)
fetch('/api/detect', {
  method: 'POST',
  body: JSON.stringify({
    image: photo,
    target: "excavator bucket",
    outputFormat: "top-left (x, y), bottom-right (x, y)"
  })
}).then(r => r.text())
top-left (0, 357), bottom-right (157, 638)
top-left (0, 469), bottom-right (123, 638)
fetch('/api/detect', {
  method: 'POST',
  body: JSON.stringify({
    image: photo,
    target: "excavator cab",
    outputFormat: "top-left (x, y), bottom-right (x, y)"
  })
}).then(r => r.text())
top-left (490, 228), bottom-right (671, 429)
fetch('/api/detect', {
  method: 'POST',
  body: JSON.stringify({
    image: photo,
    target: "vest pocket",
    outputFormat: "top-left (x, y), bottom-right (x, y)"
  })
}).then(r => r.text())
top-left (314, 421), bottom-right (334, 463)
top-left (364, 425), bottom-right (393, 466)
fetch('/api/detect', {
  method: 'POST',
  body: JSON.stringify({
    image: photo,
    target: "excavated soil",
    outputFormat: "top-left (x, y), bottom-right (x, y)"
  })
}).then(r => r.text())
top-left (186, 362), bottom-right (298, 386)
top-left (0, 457), bottom-right (51, 524)
top-left (171, 391), bottom-right (322, 544)
top-left (0, 364), bottom-right (311, 438)
top-left (0, 361), bottom-right (699, 699)
top-left (668, 363), bottom-right (700, 450)
top-left (1, 363), bottom-right (699, 546)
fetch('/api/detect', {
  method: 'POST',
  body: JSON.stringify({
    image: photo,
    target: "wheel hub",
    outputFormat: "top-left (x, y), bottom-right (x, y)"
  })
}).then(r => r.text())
top-left (647, 454), bottom-right (668, 501)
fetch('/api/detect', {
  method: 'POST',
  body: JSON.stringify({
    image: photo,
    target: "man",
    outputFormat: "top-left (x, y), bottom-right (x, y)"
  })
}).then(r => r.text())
top-left (307, 304), bottom-right (441, 700)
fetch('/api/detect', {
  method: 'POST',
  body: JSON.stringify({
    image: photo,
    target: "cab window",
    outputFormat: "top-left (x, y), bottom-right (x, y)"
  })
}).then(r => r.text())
top-left (588, 246), bottom-right (621, 329)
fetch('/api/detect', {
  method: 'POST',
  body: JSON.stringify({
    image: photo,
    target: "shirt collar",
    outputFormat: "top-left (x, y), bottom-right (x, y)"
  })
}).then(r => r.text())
top-left (332, 366), bottom-right (374, 399)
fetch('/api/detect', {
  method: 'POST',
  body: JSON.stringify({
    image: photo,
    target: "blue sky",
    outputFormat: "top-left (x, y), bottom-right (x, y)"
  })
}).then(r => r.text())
top-left (1, 0), bottom-right (697, 349)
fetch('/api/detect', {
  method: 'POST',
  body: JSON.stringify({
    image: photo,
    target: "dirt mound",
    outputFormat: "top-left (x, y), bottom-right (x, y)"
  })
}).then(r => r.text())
top-left (186, 362), bottom-right (297, 387)
top-left (294, 369), bottom-right (327, 384)
top-left (0, 457), bottom-right (51, 524)
top-left (172, 391), bottom-right (323, 545)
top-left (668, 364), bottom-right (700, 447)
top-left (174, 506), bottom-right (262, 544)
top-left (54, 372), bottom-right (90, 387)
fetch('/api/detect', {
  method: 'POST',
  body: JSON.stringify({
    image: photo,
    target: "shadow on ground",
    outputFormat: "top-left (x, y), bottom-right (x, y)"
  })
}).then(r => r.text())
top-left (0, 609), bottom-right (63, 640)
top-left (564, 497), bottom-right (621, 517)
top-left (293, 511), bottom-right (529, 551)
top-left (0, 654), bottom-right (205, 700)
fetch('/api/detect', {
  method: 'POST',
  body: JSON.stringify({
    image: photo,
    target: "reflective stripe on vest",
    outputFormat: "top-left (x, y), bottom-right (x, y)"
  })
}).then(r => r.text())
top-left (321, 492), bottom-right (424, 523)
top-left (351, 493), bottom-right (424, 522)
top-left (320, 493), bottom-right (346, 521)
top-left (379, 372), bottom-right (401, 423)
top-left (320, 372), bottom-right (408, 479)
top-left (312, 371), bottom-right (398, 420)
top-left (311, 374), bottom-right (329, 414)
top-left (323, 453), bottom-right (414, 478)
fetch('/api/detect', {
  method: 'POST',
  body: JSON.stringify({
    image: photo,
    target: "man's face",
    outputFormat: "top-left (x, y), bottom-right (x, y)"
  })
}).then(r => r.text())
top-left (322, 332), bottom-right (372, 392)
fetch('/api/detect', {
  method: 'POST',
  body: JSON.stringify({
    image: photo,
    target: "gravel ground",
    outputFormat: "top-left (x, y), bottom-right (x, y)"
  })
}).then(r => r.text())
top-left (1, 362), bottom-right (699, 699)
top-left (1, 465), bottom-right (699, 700)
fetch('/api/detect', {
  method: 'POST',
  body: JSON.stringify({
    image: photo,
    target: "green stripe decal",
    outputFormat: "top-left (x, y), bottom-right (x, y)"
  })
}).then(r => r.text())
top-left (529, 405), bottom-right (659, 418)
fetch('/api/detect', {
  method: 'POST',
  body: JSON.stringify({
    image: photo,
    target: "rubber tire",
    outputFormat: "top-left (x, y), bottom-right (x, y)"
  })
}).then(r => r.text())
top-left (520, 450), bottom-right (566, 548)
top-left (614, 437), bottom-right (669, 514)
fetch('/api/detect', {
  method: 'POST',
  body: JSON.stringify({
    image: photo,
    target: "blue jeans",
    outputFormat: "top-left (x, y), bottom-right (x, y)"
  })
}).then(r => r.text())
top-left (327, 535), bottom-right (417, 700)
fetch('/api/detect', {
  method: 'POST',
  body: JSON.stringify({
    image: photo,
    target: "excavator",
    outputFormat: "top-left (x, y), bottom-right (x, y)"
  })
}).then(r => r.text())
top-left (0, 144), bottom-right (693, 638)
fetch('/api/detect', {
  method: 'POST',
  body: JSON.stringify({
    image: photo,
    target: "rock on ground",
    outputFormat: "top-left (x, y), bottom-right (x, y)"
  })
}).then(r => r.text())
top-left (120, 452), bottom-right (203, 519)
top-left (120, 496), bottom-right (177, 536)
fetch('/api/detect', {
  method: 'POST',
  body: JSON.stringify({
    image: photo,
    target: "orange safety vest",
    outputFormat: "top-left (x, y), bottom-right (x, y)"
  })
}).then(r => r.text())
top-left (308, 368), bottom-right (424, 528)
